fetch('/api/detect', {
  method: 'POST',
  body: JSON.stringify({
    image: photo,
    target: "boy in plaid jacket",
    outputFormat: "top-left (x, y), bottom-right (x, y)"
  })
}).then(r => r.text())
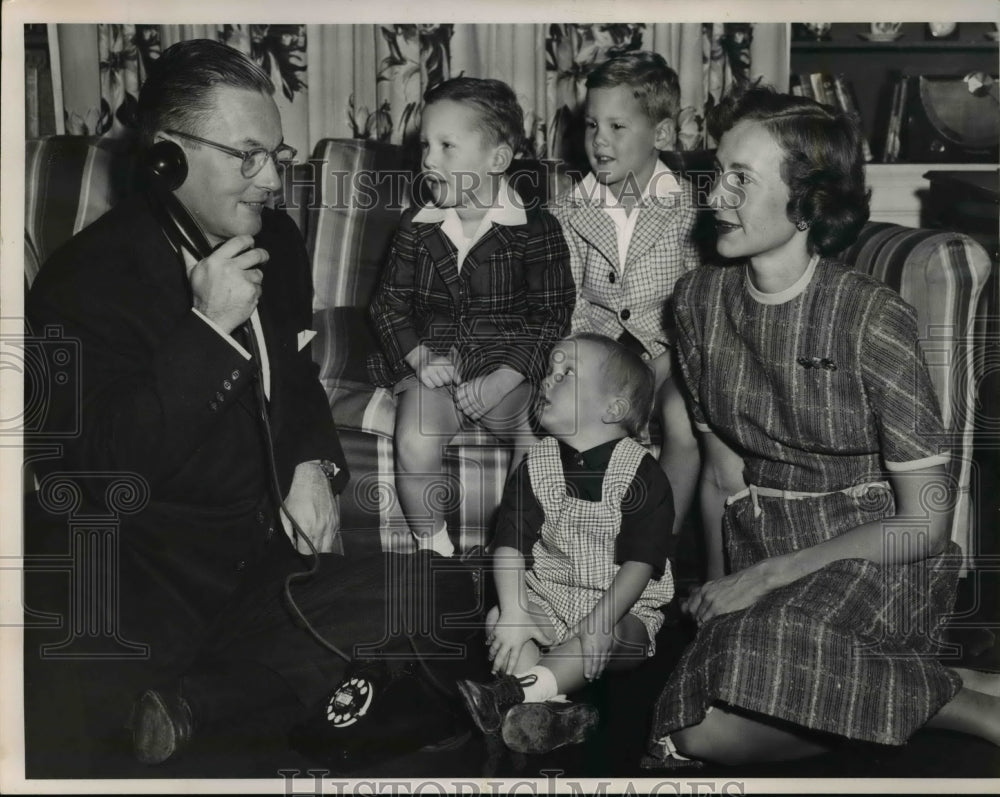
top-left (457, 333), bottom-right (675, 754)
top-left (548, 52), bottom-right (702, 535)
top-left (370, 77), bottom-right (574, 557)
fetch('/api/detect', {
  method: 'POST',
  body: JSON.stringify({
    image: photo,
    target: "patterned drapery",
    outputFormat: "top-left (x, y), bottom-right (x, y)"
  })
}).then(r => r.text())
top-left (49, 22), bottom-right (787, 160)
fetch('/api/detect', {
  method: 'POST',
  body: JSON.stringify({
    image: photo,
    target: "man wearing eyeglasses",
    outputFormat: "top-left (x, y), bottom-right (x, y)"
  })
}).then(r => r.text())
top-left (25, 40), bottom-right (381, 771)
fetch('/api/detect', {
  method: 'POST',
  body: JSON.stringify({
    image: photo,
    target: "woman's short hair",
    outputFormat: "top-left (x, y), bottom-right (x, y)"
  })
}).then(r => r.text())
top-left (137, 40), bottom-right (274, 147)
top-left (708, 84), bottom-right (871, 255)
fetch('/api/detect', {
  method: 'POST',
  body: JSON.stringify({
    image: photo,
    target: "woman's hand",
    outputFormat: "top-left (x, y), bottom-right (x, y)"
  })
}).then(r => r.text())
top-left (682, 558), bottom-right (782, 626)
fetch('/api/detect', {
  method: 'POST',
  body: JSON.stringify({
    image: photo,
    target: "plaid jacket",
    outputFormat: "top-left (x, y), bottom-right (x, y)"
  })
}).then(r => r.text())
top-left (369, 206), bottom-right (574, 386)
top-left (549, 178), bottom-right (701, 358)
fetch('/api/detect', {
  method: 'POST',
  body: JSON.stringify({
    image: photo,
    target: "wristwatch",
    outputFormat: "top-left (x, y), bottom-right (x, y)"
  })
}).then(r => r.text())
top-left (317, 458), bottom-right (348, 493)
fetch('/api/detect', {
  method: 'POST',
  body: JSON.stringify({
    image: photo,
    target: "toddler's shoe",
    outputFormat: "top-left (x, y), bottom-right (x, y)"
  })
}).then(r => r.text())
top-left (456, 674), bottom-right (533, 734)
top-left (500, 700), bottom-right (599, 754)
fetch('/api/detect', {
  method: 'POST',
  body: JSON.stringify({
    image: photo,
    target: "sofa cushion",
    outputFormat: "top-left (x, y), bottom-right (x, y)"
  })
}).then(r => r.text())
top-left (306, 138), bottom-right (412, 312)
top-left (313, 305), bottom-right (380, 385)
top-left (25, 136), bottom-right (138, 272)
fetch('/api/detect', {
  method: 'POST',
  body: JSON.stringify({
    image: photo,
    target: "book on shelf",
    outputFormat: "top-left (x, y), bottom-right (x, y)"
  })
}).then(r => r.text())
top-left (796, 73), bottom-right (816, 100)
top-left (832, 74), bottom-right (874, 163)
top-left (883, 75), bottom-right (909, 164)
top-left (809, 73), bottom-right (830, 105)
top-left (790, 73), bottom-right (874, 162)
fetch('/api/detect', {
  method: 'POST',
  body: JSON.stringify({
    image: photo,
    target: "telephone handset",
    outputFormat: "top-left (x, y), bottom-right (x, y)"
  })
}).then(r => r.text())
top-left (144, 139), bottom-right (259, 350)
top-left (144, 140), bottom-right (215, 261)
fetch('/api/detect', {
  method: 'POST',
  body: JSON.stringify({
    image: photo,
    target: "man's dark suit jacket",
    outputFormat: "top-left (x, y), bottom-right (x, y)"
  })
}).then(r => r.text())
top-left (26, 197), bottom-right (349, 673)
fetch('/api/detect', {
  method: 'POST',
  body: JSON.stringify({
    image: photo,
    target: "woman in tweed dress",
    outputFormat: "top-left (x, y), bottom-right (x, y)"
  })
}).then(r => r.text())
top-left (647, 86), bottom-right (1000, 765)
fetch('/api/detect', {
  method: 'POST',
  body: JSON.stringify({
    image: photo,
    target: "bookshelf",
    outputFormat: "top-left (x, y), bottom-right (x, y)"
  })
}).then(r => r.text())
top-left (790, 21), bottom-right (998, 163)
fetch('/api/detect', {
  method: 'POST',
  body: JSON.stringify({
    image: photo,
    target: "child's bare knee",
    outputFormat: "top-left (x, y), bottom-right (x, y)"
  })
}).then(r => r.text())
top-left (394, 424), bottom-right (445, 470)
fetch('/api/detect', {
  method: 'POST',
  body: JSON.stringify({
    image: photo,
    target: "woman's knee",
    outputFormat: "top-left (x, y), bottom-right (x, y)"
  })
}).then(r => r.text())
top-left (671, 716), bottom-right (738, 764)
top-left (671, 723), bottom-right (711, 761)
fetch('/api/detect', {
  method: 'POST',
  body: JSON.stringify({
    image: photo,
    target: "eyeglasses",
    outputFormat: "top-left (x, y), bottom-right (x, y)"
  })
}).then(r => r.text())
top-left (165, 129), bottom-right (297, 178)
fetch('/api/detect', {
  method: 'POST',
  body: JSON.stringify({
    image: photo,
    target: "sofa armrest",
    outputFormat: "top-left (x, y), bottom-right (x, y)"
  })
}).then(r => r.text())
top-left (843, 222), bottom-right (991, 563)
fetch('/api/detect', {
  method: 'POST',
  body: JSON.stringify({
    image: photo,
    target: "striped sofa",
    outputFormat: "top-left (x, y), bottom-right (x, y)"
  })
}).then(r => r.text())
top-left (842, 224), bottom-right (991, 564)
top-left (23, 135), bottom-right (992, 563)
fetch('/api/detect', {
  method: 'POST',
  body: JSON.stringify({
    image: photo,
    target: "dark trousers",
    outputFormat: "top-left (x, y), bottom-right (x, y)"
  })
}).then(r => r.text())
top-left (23, 502), bottom-right (391, 777)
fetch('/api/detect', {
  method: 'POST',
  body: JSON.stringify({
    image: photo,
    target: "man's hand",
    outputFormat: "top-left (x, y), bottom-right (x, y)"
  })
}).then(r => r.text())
top-left (280, 461), bottom-right (337, 554)
top-left (189, 235), bottom-right (269, 334)
top-left (487, 607), bottom-right (553, 676)
top-left (404, 344), bottom-right (458, 389)
top-left (454, 368), bottom-right (524, 421)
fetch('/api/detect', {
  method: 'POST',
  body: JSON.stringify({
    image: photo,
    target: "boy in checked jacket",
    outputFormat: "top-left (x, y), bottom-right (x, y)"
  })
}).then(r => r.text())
top-left (549, 52), bottom-right (702, 534)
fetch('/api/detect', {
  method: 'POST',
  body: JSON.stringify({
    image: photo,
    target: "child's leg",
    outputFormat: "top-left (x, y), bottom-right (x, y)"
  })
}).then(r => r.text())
top-left (657, 373), bottom-right (700, 536)
top-left (394, 384), bottom-right (462, 550)
top-left (478, 382), bottom-right (539, 480)
top-left (524, 614), bottom-right (649, 700)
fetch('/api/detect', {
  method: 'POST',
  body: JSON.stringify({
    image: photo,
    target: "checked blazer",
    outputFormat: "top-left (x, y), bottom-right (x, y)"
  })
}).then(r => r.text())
top-left (369, 206), bottom-right (575, 386)
top-left (549, 175), bottom-right (701, 359)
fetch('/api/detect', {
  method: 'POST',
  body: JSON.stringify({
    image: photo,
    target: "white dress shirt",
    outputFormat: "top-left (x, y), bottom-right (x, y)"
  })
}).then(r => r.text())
top-left (572, 159), bottom-right (682, 268)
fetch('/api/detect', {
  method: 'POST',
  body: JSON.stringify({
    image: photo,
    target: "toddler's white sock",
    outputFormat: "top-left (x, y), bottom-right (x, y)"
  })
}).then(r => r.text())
top-left (417, 525), bottom-right (455, 558)
top-left (518, 665), bottom-right (558, 703)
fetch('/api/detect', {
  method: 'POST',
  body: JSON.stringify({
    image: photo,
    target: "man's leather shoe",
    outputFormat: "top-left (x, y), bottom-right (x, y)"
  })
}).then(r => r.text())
top-left (456, 674), bottom-right (531, 734)
top-left (129, 688), bottom-right (196, 764)
top-left (500, 700), bottom-right (598, 754)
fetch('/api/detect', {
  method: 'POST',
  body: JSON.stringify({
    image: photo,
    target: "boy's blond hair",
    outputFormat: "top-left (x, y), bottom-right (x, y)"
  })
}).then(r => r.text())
top-left (423, 77), bottom-right (524, 152)
top-left (585, 51), bottom-right (680, 126)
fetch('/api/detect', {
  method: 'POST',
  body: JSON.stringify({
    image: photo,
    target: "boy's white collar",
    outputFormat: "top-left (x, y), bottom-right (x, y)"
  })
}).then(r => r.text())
top-left (412, 176), bottom-right (527, 226)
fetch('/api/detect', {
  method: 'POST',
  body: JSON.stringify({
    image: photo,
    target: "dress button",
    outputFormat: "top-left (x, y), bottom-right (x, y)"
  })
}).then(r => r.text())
top-left (266, 525), bottom-right (276, 540)
top-left (232, 370), bottom-right (240, 380)
top-left (608, 271), bottom-right (616, 283)
top-left (620, 308), bottom-right (631, 321)
top-left (255, 510), bottom-right (266, 523)
top-left (223, 380), bottom-right (232, 390)
top-left (208, 401), bottom-right (218, 411)
top-left (236, 560), bottom-right (246, 571)
top-left (216, 391), bottom-right (225, 401)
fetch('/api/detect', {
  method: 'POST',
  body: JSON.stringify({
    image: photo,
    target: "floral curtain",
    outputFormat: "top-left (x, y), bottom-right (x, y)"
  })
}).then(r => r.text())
top-left (49, 22), bottom-right (787, 160)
